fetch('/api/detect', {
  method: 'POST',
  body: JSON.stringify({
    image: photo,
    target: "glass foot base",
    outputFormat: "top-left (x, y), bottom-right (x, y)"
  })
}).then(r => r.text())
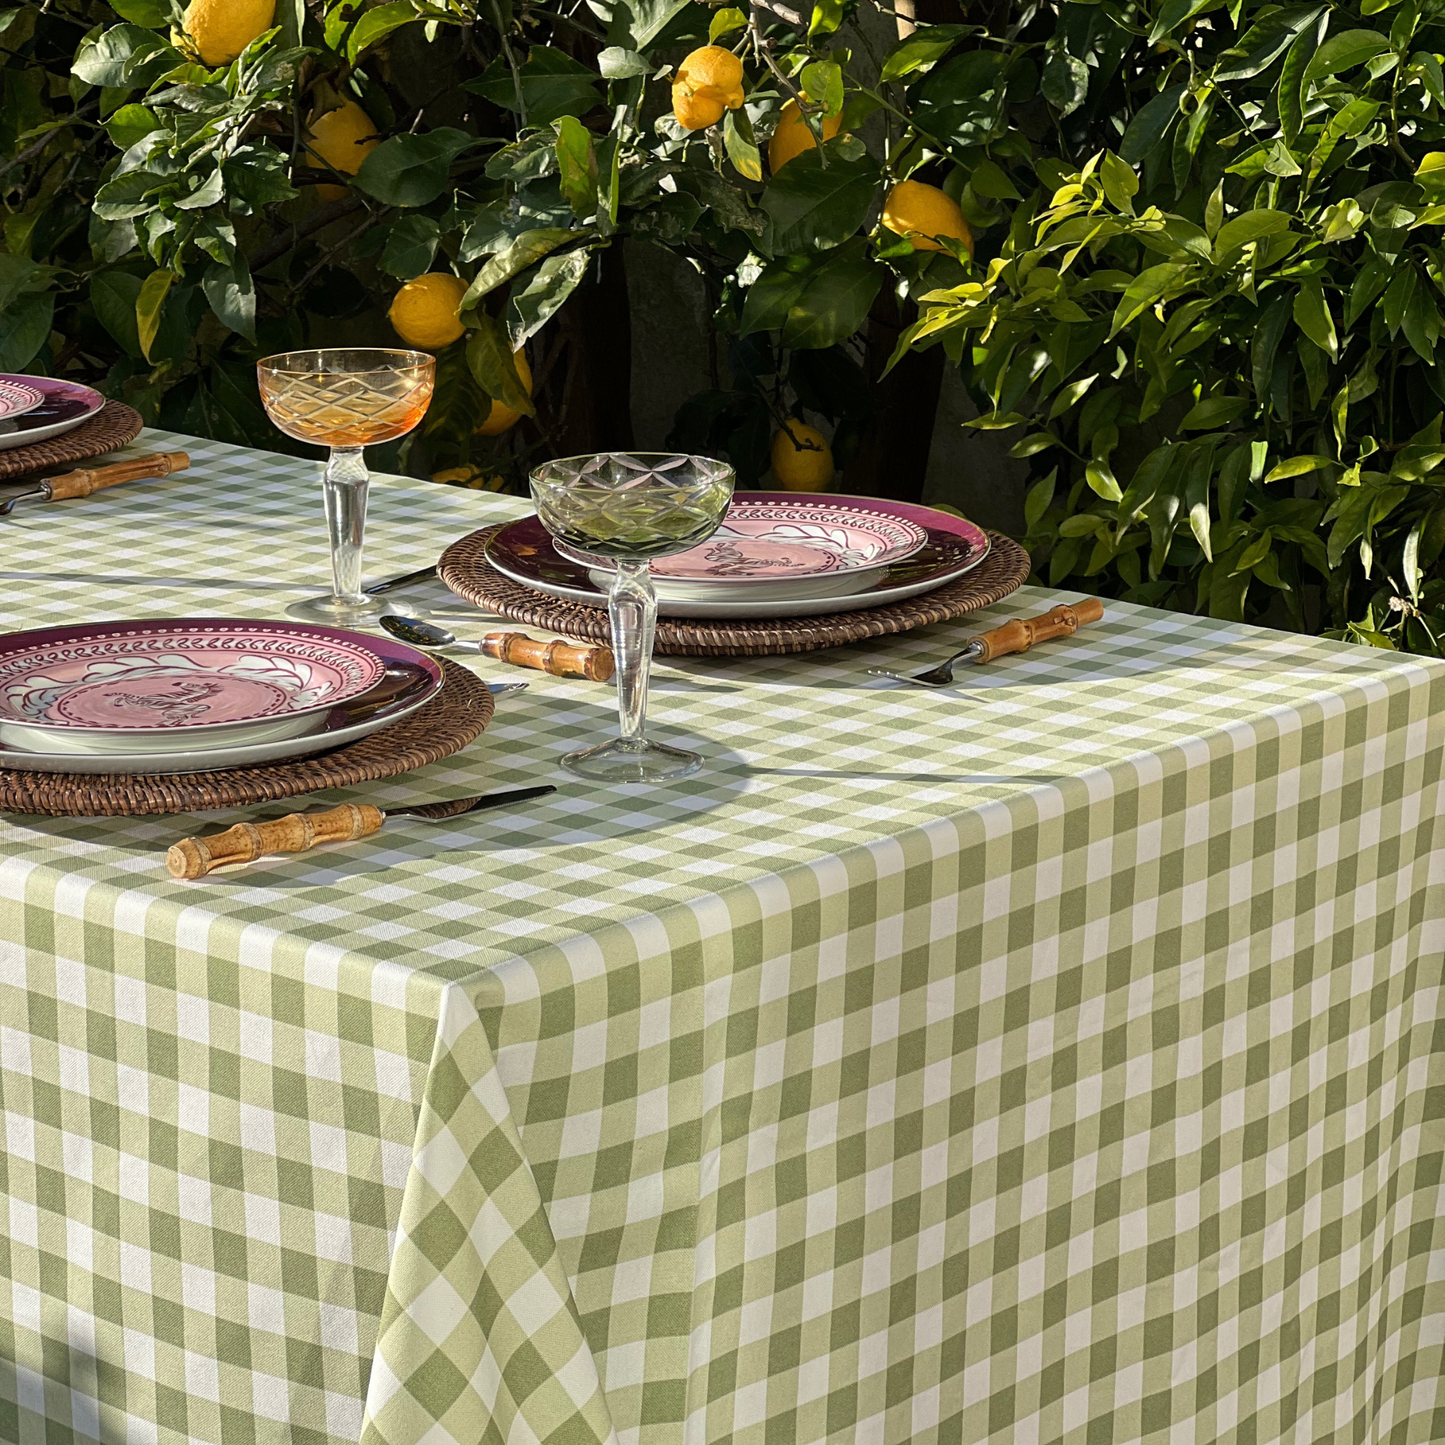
top-left (285, 594), bottom-right (427, 626)
top-left (562, 736), bottom-right (701, 782)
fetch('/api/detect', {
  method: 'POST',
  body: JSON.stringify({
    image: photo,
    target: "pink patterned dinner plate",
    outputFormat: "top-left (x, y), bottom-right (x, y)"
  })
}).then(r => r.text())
top-left (0, 377), bottom-right (46, 421)
top-left (0, 375), bottom-right (105, 450)
top-left (485, 495), bottom-right (991, 619)
top-left (557, 496), bottom-right (930, 583)
top-left (0, 621), bottom-right (406, 750)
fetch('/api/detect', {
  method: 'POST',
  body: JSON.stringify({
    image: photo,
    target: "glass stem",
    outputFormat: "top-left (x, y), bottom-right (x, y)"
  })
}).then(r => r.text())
top-left (323, 446), bottom-right (368, 605)
top-left (608, 559), bottom-right (656, 746)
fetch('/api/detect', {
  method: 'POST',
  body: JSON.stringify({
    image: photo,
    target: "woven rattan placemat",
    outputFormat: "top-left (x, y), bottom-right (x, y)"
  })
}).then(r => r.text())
top-left (0, 658), bottom-right (494, 817)
top-left (0, 400), bottom-right (144, 482)
top-left (439, 525), bottom-right (1032, 657)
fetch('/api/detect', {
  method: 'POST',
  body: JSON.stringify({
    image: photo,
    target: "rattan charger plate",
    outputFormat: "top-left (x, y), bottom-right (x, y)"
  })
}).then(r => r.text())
top-left (440, 525), bottom-right (1032, 657)
top-left (0, 658), bottom-right (494, 817)
top-left (0, 400), bottom-right (144, 482)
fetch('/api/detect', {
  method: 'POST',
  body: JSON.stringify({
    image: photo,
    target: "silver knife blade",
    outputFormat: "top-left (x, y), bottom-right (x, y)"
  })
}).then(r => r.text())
top-left (365, 564), bottom-right (438, 596)
top-left (0, 483), bottom-right (49, 517)
top-left (386, 784), bottom-right (556, 824)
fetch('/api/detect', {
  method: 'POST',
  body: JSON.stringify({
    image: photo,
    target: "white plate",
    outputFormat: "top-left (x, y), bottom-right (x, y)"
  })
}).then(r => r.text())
top-left (583, 566), bottom-right (885, 604)
top-left (492, 547), bottom-right (989, 618)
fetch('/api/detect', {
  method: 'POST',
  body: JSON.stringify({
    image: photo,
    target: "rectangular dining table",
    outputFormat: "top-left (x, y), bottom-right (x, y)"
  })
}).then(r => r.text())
top-left (0, 428), bottom-right (1441, 1445)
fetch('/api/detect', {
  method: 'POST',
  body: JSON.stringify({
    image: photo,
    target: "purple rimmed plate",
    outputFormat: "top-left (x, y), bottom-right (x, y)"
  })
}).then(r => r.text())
top-left (0, 376), bottom-right (105, 451)
top-left (0, 620), bottom-right (441, 758)
top-left (484, 494), bottom-right (992, 619)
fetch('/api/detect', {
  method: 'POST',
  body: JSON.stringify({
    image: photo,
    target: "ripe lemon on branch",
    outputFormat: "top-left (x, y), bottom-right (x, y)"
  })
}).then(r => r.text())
top-left (768, 99), bottom-right (842, 172)
top-left (881, 179), bottom-right (973, 255)
top-left (771, 419), bottom-right (834, 491)
top-left (181, 0), bottom-right (274, 65)
top-left (479, 349), bottom-right (533, 436)
top-left (389, 274), bottom-right (468, 351)
top-left (672, 46), bottom-right (745, 131)
top-left (305, 100), bottom-right (380, 200)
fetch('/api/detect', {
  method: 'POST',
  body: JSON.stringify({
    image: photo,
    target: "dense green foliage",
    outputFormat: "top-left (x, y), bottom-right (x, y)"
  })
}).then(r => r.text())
top-left (0, 0), bottom-right (984, 487)
top-left (901, 0), bottom-right (1445, 654)
top-left (6, 0), bottom-right (1445, 653)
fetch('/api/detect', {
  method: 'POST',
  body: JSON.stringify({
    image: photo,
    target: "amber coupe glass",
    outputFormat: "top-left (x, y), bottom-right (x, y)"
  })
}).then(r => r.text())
top-left (258, 349), bottom-right (434, 625)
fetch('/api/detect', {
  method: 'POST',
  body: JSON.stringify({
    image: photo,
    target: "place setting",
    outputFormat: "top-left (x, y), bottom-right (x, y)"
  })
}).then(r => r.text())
top-left (0, 347), bottom-right (1105, 839)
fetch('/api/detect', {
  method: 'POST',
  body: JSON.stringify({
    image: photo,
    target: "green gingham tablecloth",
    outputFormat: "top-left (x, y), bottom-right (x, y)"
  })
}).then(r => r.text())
top-left (0, 429), bottom-right (1442, 1445)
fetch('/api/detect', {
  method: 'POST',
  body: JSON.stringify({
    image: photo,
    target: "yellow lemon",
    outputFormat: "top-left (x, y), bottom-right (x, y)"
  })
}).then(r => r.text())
top-left (672, 45), bottom-right (745, 131)
top-left (388, 274), bottom-right (468, 351)
top-left (434, 467), bottom-right (507, 490)
top-left (182, 0), bottom-right (275, 66)
top-left (881, 179), bottom-right (974, 255)
top-left (479, 348), bottom-right (533, 436)
top-left (770, 420), bottom-right (834, 491)
top-left (768, 99), bottom-right (843, 172)
top-left (305, 99), bottom-right (380, 200)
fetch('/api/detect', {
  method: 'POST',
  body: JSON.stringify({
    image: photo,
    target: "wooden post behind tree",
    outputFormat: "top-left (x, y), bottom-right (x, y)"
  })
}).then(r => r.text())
top-left (547, 245), bottom-right (636, 456)
top-left (843, 290), bottom-right (945, 504)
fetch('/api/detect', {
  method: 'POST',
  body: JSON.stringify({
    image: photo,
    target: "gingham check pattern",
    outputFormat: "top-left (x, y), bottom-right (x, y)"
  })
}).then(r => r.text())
top-left (0, 429), bottom-right (1441, 1445)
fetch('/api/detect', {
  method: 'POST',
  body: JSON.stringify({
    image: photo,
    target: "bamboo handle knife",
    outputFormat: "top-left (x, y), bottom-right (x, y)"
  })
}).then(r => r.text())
top-left (44, 451), bottom-right (191, 500)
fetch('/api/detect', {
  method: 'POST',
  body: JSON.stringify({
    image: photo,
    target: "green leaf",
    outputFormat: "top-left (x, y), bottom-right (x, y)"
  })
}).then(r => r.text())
top-left (1293, 279), bottom-right (1337, 360)
top-left (704, 7), bottom-right (744, 41)
top-left (355, 128), bottom-right (474, 207)
top-left (1184, 443), bottom-right (1215, 560)
top-left (724, 109), bottom-right (762, 183)
top-left (109, 0), bottom-right (169, 25)
top-left (1181, 395), bottom-right (1247, 430)
top-left (972, 158), bottom-right (1021, 201)
top-left (880, 25), bottom-right (971, 83)
top-left (742, 239), bottom-right (882, 350)
top-left (597, 46), bottom-right (648, 77)
top-left (90, 271), bottom-right (144, 356)
top-left (135, 267), bottom-right (174, 362)
top-left (613, 0), bottom-right (694, 52)
top-left (1349, 256), bottom-right (1390, 326)
top-left (554, 115), bottom-right (598, 217)
top-left (201, 254), bottom-right (255, 342)
top-left (808, 0), bottom-right (849, 38)
top-left (1214, 5), bottom-right (1325, 81)
top-left (1416, 152), bottom-right (1445, 194)
top-left (910, 50), bottom-right (1008, 150)
top-left (507, 248), bottom-right (592, 347)
top-left (0, 291), bottom-right (53, 373)
top-left (466, 313), bottom-right (534, 414)
top-left (380, 215), bottom-right (442, 279)
top-left (1109, 262), bottom-right (1189, 337)
top-left (1264, 454), bottom-right (1336, 481)
top-left (1277, 16), bottom-right (1321, 144)
top-left (1251, 295), bottom-right (1292, 401)
top-left (1119, 84), bottom-right (1186, 164)
top-left (346, 1), bottom-right (415, 59)
top-left (173, 165), bottom-right (224, 211)
top-left (1042, 49), bottom-right (1088, 116)
top-left (1304, 28), bottom-right (1393, 82)
top-left (1009, 432), bottom-right (1058, 458)
top-left (71, 24), bottom-right (172, 87)
top-left (1213, 208), bottom-right (1290, 258)
top-left (1099, 152), bottom-right (1138, 212)
top-left (1085, 462), bottom-right (1123, 501)
top-left (761, 144), bottom-right (879, 253)
top-left (1402, 517), bottom-right (1424, 600)
top-left (801, 61), bottom-right (845, 120)
top-left (461, 229), bottom-right (575, 309)
top-left (466, 47), bottom-right (603, 125)
top-left (104, 103), bottom-right (158, 150)
top-left (1024, 470), bottom-right (1056, 529)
